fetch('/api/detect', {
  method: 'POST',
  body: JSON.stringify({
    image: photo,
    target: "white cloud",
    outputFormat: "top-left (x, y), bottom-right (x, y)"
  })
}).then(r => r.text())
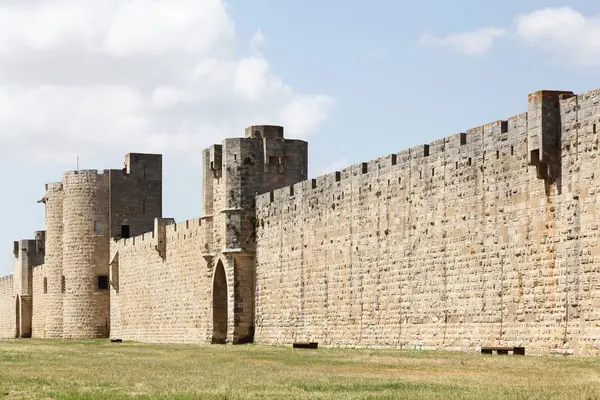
top-left (281, 95), bottom-right (335, 138)
top-left (419, 28), bottom-right (505, 56)
top-left (516, 7), bottom-right (600, 67)
top-left (0, 0), bottom-right (334, 165)
top-left (249, 29), bottom-right (266, 53)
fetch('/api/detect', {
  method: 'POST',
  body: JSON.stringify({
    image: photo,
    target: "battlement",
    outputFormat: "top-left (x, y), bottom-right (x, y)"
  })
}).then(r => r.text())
top-left (113, 216), bottom-right (210, 253)
top-left (125, 153), bottom-right (162, 180)
top-left (255, 88), bottom-right (591, 209)
top-left (245, 125), bottom-right (284, 139)
top-left (62, 169), bottom-right (108, 178)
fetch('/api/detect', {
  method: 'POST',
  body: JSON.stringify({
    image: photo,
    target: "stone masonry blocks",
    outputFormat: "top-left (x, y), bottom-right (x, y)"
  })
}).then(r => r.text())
top-left (6, 90), bottom-right (600, 356)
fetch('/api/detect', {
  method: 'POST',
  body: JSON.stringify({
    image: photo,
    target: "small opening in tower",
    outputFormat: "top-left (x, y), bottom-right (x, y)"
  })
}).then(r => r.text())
top-left (455, 161), bottom-right (458, 169)
top-left (468, 157), bottom-right (472, 166)
top-left (142, 199), bottom-right (146, 214)
top-left (97, 275), bottom-right (109, 291)
top-left (594, 124), bottom-right (597, 134)
top-left (420, 171), bottom-right (422, 179)
top-left (121, 225), bottom-right (130, 239)
top-left (94, 221), bottom-right (102, 234)
top-left (269, 156), bottom-right (282, 165)
top-left (43, 277), bottom-right (47, 294)
top-left (391, 154), bottom-right (397, 166)
top-left (511, 146), bottom-right (514, 156)
top-left (423, 145), bottom-right (430, 157)
top-left (431, 167), bottom-right (435, 177)
top-left (61, 276), bottom-right (65, 293)
top-left (496, 150), bottom-right (500, 159)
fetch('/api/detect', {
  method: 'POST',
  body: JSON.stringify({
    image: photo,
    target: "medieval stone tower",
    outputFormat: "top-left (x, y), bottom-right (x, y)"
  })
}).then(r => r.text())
top-left (201, 125), bottom-right (307, 344)
top-left (30, 153), bottom-right (162, 338)
top-left (8, 87), bottom-right (600, 355)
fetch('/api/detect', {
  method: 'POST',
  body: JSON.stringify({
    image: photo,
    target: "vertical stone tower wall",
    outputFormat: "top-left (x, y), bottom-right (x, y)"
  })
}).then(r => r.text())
top-left (36, 182), bottom-right (64, 338)
top-left (109, 153), bottom-right (163, 240)
top-left (61, 170), bottom-right (111, 338)
top-left (201, 125), bottom-right (307, 344)
top-left (28, 153), bottom-right (162, 339)
top-left (13, 232), bottom-right (45, 338)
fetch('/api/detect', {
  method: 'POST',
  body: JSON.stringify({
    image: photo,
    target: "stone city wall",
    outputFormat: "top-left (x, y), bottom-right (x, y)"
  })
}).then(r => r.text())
top-left (31, 266), bottom-right (48, 338)
top-left (0, 275), bottom-right (15, 338)
top-left (254, 88), bottom-right (600, 355)
top-left (110, 217), bottom-right (213, 343)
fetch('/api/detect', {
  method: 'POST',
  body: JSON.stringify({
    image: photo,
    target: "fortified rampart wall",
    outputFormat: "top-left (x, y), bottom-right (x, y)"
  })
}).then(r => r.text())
top-left (110, 218), bottom-right (212, 343)
top-left (254, 88), bottom-right (600, 355)
top-left (0, 275), bottom-right (15, 338)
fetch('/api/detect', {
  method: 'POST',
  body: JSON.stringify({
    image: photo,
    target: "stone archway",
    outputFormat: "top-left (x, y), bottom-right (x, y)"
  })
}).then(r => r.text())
top-left (15, 296), bottom-right (20, 338)
top-left (212, 261), bottom-right (228, 344)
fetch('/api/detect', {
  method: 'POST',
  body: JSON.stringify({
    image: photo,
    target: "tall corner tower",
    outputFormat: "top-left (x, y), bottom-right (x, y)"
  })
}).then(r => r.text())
top-left (38, 182), bottom-right (64, 338)
top-left (202, 125), bottom-right (308, 344)
top-left (38, 153), bottom-right (163, 339)
top-left (13, 231), bottom-right (45, 338)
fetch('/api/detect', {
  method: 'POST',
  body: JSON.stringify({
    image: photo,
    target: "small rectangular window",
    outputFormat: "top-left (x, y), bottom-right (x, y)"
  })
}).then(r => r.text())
top-left (94, 221), bottom-right (102, 234)
top-left (468, 157), bottom-right (472, 166)
top-left (97, 275), bottom-right (109, 290)
top-left (61, 276), bottom-right (65, 293)
top-left (121, 225), bottom-right (130, 239)
top-left (43, 277), bottom-right (48, 294)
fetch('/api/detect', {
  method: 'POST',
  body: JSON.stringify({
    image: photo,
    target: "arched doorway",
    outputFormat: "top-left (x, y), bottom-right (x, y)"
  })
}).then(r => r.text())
top-left (15, 296), bottom-right (20, 338)
top-left (212, 261), bottom-right (228, 344)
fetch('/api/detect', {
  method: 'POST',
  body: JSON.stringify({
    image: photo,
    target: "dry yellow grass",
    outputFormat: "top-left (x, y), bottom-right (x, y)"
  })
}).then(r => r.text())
top-left (1, 339), bottom-right (599, 399)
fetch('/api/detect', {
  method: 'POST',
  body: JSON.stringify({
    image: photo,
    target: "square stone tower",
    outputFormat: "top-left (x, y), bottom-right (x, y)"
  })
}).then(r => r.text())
top-left (201, 125), bottom-right (307, 344)
top-left (35, 153), bottom-right (162, 339)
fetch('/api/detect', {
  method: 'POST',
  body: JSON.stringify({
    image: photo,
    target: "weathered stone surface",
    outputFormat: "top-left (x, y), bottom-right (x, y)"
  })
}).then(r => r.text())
top-left (6, 154), bottom-right (162, 339)
top-left (3, 90), bottom-right (600, 356)
top-left (0, 275), bottom-right (15, 337)
top-left (253, 89), bottom-right (600, 355)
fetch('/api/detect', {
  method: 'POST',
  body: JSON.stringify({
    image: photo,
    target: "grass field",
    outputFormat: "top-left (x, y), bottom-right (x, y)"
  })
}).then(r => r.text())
top-left (1, 340), bottom-right (600, 399)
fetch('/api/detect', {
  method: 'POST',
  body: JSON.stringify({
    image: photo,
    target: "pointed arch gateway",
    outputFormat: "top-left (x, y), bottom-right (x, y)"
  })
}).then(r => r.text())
top-left (212, 260), bottom-right (228, 344)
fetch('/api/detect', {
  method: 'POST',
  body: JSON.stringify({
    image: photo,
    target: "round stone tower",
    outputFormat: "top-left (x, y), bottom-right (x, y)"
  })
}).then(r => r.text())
top-left (61, 170), bottom-right (110, 338)
top-left (41, 182), bottom-right (64, 338)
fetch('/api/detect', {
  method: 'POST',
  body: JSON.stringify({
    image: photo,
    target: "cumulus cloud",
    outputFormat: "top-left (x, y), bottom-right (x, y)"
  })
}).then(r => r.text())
top-left (516, 7), bottom-right (600, 67)
top-left (0, 0), bottom-right (334, 165)
top-left (418, 28), bottom-right (505, 56)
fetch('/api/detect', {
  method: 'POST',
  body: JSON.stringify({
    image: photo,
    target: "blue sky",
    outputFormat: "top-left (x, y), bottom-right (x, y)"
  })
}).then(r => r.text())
top-left (1, 0), bottom-right (600, 275)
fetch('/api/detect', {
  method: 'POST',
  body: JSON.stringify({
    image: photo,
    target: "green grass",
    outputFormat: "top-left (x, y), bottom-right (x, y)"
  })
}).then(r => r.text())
top-left (1, 340), bottom-right (600, 399)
